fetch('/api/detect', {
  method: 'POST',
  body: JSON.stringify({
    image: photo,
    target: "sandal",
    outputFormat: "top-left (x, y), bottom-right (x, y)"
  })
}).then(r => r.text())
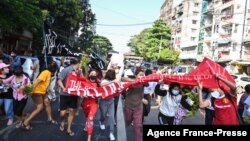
top-left (16, 122), bottom-right (23, 129)
top-left (67, 131), bottom-right (75, 136)
top-left (48, 120), bottom-right (58, 125)
top-left (59, 124), bottom-right (64, 132)
top-left (22, 123), bottom-right (32, 131)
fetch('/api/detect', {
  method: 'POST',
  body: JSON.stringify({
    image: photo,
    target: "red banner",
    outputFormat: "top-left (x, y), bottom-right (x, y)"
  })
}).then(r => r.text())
top-left (64, 58), bottom-right (235, 97)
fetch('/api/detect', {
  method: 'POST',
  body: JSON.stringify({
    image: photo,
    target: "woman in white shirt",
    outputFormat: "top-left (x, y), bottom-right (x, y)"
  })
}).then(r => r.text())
top-left (154, 82), bottom-right (182, 125)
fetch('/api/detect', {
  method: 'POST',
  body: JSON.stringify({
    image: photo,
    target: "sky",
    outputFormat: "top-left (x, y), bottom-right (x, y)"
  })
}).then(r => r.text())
top-left (90, 0), bottom-right (165, 53)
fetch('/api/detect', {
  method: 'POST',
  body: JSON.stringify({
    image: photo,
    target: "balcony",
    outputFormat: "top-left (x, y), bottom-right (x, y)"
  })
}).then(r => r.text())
top-left (221, 15), bottom-right (233, 25)
top-left (179, 50), bottom-right (197, 60)
top-left (203, 4), bottom-right (214, 15)
top-left (221, 0), bottom-right (233, 10)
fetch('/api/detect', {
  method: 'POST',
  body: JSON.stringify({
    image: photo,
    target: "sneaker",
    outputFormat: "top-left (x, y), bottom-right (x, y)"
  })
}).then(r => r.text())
top-left (7, 119), bottom-right (13, 126)
top-left (109, 133), bottom-right (115, 141)
top-left (99, 121), bottom-right (105, 130)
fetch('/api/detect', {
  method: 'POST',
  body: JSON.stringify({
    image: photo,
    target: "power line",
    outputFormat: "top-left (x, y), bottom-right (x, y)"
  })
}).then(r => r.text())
top-left (96, 22), bottom-right (153, 27)
top-left (91, 3), bottom-right (144, 22)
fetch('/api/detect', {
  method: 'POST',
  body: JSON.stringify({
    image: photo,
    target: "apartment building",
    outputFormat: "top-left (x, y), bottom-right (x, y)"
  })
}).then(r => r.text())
top-left (197, 0), bottom-right (250, 62)
top-left (160, 0), bottom-right (202, 63)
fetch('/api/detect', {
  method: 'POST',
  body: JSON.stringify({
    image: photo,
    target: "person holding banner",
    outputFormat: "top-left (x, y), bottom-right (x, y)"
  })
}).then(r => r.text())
top-left (125, 69), bottom-right (147, 141)
top-left (82, 69), bottom-right (100, 141)
top-left (99, 69), bottom-right (117, 141)
top-left (58, 58), bottom-right (81, 136)
top-left (197, 74), bottom-right (239, 125)
top-left (154, 81), bottom-right (182, 125)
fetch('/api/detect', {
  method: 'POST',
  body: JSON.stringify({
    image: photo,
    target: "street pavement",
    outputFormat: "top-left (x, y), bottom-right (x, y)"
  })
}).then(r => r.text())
top-left (0, 96), bottom-right (204, 141)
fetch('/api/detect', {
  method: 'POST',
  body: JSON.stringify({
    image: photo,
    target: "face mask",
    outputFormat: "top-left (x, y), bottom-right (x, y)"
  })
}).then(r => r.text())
top-left (172, 90), bottom-right (180, 96)
top-left (3, 68), bottom-right (9, 74)
top-left (211, 91), bottom-right (220, 98)
top-left (89, 75), bottom-right (96, 80)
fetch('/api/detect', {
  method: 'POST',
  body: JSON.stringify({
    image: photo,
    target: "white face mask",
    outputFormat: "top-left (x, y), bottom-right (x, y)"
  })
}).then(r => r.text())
top-left (211, 91), bottom-right (220, 98)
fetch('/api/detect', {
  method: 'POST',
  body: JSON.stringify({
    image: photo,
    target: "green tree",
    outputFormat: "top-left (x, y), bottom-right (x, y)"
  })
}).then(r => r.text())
top-left (128, 19), bottom-right (179, 63)
top-left (39, 0), bottom-right (83, 42)
top-left (92, 35), bottom-right (113, 56)
top-left (78, 0), bottom-right (96, 51)
top-left (0, 0), bottom-right (42, 34)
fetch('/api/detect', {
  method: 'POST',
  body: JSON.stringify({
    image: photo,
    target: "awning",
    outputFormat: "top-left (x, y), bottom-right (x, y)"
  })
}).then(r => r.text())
top-left (230, 60), bottom-right (250, 65)
top-left (217, 40), bottom-right (230, 45)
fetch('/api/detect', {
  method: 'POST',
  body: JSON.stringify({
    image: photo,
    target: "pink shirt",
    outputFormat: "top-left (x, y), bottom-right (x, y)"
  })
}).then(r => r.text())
top-left (3, 75), bottom-right (30, 101)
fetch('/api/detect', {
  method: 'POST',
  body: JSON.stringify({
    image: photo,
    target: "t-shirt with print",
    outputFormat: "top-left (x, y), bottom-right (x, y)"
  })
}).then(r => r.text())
top-left (58, 65), bottom-right (74, 96)
top-left (32, 70), bottom-right (51, 94)
top-left (0, 74), bottom-right (13, 99)
top-left (213, 95), bottom-right (239, 125)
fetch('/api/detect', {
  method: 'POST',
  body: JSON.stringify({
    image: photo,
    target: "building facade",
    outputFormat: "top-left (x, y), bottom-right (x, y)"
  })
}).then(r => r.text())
top-left (160, 0), bottom-right (202, 63)
top-left (197, 0), bottom-right (250, 62)
top-left (161, 0), bottom-right (250, 62)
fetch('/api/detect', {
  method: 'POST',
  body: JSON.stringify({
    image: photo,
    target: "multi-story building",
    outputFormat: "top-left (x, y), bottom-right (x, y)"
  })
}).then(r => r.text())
top-left (197, 0), bottom-right (250, 62)
top-left (160, 0), bottom-right (202, 64)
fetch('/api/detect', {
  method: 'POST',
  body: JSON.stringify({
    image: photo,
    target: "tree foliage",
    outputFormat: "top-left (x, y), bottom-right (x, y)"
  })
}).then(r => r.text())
top-left (0, 0), bottom-right (43, 33)
top-left (92, 35), bottom-right (113, 56)
top-left (128, 19), bottom-right (179, 63)
top-left (39, 0), bottom-right (83, 40)
top-left (78, 0), bottom-right (96, 51)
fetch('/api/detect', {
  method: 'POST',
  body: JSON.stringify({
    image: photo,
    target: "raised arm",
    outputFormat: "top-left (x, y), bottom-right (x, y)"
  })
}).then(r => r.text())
top-left (216, 74), bottom-right (236, 95)
top-left (197, 80), bottom-right (211, 108)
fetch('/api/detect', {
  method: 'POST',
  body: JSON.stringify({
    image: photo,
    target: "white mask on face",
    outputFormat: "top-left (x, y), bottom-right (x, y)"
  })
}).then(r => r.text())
top-left (211, 91), bottom-right (220, 98)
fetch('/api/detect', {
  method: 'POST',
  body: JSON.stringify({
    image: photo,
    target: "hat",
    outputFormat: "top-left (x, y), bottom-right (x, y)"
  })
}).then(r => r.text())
top-left (0, 63), bottom-right (9, 69)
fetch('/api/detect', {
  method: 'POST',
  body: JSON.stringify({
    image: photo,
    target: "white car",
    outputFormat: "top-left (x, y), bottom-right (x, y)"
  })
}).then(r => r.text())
top-left (231, 74), bottom-right (250, 94)
top-left (175, 65), bottom-right (196, 75)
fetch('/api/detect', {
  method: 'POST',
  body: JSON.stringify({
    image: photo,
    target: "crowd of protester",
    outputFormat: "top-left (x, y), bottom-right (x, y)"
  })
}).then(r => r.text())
top-left (0, 51), bottom-right (249, 141)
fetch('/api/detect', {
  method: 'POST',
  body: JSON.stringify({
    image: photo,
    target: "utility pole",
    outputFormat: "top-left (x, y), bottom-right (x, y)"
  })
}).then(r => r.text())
top-left (240, 0), bottom-right (248, 60)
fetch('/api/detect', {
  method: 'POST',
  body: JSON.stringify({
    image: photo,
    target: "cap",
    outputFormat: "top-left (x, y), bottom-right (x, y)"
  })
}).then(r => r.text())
top-left (0, 63), bottom-right (9, 69)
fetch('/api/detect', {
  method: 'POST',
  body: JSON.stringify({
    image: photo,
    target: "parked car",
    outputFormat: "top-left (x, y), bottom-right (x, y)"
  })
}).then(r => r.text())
top-left (231, 74), bottom-right (250, 94)
top-left (175, 65), bottom-right (196, 75)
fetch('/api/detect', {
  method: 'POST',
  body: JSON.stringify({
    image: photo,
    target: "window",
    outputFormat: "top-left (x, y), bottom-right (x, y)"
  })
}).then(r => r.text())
top-left (234, 24), bottom-right (238, 33)
top-left (192, 20), bottom-right (197, 24)
top-left (193, 12), bottom-right (199, 16)
top-left (191, 29), bottom-right (197, 33)
top-left (191, 37), bottom-right (196, 41)
top-left (241, 77), bottom-right (250, 82)
top-left (194, 3), bottom-right (199, 7)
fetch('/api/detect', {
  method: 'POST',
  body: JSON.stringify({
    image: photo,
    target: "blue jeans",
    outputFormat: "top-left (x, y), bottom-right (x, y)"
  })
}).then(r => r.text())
top-left (0, 99), bottom-right (14, 120)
